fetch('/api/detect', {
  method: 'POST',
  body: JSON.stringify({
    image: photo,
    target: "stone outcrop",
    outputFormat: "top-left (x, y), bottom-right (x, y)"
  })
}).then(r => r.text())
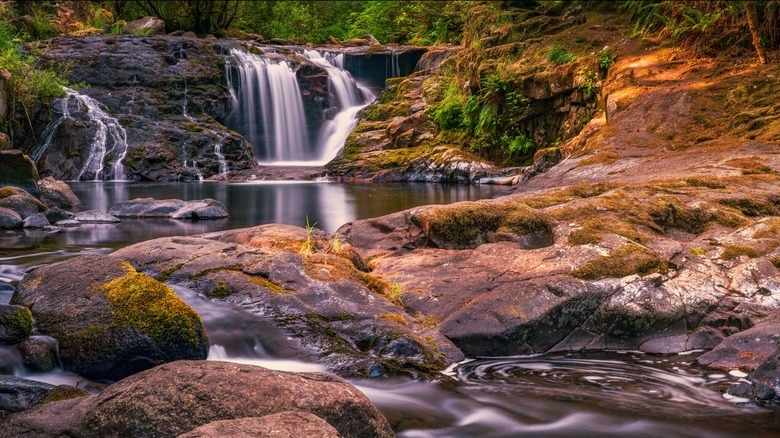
top-left (108, 198), bottom-right (227, 219)
top-left (4, 360), bottom-right (393, 438)
top-left (10, 255), bottom-right (209, 381)
top-left (0, 151), bottom-right (39, 196)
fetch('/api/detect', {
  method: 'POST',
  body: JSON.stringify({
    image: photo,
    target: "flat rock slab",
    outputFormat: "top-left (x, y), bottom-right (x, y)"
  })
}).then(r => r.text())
top-left (108, 198), bottom-right (227, 220)
top-left (73, 210), bottom-right (120, 223)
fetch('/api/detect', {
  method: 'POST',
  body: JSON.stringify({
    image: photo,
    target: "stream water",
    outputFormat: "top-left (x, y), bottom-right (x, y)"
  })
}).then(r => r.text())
top-left (1, 182), bottom-right (779, 436)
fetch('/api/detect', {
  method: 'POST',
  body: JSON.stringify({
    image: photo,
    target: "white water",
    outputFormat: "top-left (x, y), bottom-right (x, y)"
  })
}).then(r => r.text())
top-left (303, 50), bottom-right (375, 165)
top-left (228, 49), bottom-right (309, 163)
top-left (33, 88), bottom-right (129, 181)
top-left (214, 136), bottom-right (228, 174)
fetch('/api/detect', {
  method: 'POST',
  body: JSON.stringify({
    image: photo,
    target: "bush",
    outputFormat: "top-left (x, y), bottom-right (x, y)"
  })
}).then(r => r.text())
top-left (547, 43), bottom-right (577, 65)
top-left (597, 46), bottom-right (617, 70)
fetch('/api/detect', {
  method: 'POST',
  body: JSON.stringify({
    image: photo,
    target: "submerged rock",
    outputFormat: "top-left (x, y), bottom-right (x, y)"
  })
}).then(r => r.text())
top-left (5, 360), bottom-right (393, 438)
top-left (108, 198), bottom-right (227, 220)
top-left (11, 255), bottom-right (209, 381)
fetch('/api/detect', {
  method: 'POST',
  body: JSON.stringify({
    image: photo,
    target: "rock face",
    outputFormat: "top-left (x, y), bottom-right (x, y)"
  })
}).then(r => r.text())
top-left (10, 255), bottom-right (209, 381)
top-left (33, 36), bottom-right (255, 181)
top-left (4, 360), bottom-right (393, 438)
top-left (0, 151), bottom-right (39, 196)
top-left (112, 224), bottom-right (462, 378)
top-left (177, 412), bottom-right (341, 438)
top-left (108, 198), bottom-right (227, 219)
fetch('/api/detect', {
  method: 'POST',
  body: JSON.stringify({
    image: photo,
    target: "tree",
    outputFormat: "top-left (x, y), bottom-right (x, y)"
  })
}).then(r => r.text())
top-left (745, 1), bottom-right (767, 64)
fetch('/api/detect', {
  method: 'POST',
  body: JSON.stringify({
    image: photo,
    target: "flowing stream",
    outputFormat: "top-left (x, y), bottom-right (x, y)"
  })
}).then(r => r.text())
top-left (1, 182), bottom-right (779, 435)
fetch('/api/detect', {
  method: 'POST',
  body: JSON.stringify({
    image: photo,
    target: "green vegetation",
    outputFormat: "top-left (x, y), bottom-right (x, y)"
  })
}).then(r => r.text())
top-left (300, 216), bottom-right (317, 255)
top-left (547, 43), bottom-right (577, 65)
top-left (597, 46), bottom-right (617, 70)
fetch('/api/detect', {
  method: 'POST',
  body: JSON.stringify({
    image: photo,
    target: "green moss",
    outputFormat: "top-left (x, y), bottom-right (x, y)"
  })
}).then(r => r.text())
top-left (39, 385), bottom-right (90, 404)
top-left (771, 257), bottom-right (780, 268)
top-left (102, 265), bottom-right (203, 346)
top-left (683, 176), bottom-right (726, 189)
top-left (248, 275), bottom-right (288, 294)
top-left (720, 244), bottom-right (759, 260)
top-left (572, 244), bottom-right (664, 280)
top-left (1, 306), bottom-right (33, 336)
top-left (718, 197), bottom-right (778, 217)
top-left (193, 265), bottom-right (242, 278)
top-left (205, 280), bottom-right (232, 298)
top-left (158, 263), bottom-right (183, 282)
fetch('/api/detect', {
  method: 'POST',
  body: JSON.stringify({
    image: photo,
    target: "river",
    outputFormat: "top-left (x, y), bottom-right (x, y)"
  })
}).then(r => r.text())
top-left (1, 181), bottom-right (778, 436)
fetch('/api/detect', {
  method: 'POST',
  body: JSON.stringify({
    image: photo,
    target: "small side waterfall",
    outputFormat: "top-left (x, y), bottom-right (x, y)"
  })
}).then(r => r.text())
top-left (227, 49), bottom-right (309, 163)
top-left (214, 135), bottom-right (228, 175)
top-left (34, 87), bottom-right (129, 181)
top-left (303, 50), bottom-right (374, 164)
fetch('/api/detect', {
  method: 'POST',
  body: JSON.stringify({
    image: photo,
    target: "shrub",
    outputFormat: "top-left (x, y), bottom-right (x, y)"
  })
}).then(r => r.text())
top-left (597, 46), bottom-right (617, 70)
top-left (547, 43), bottom-right (577, 65)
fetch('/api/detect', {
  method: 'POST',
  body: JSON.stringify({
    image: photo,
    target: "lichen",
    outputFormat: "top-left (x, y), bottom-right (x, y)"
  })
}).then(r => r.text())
top-left (102, 263), bottom-right (204, 346)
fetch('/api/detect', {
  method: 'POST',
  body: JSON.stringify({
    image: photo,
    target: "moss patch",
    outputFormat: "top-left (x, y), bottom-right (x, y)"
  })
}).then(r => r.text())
top-left (521, 182), bottom-right (620, 209)
top-left (377, 313), bottom-right (408, 327)
top-left (720, 244), bottom-right (760, 260)
top-left (572, 244), bottom-right (664, 280)
top-left (39, 385), bottom-right (90, 404)
top-left (1, 306), bottom-right (33, 337)
top-left (727, 157), bottom-right (773, 175)
top-left (718, 197), bottom-right (778, 217)
top-left (248, 275), bottom-right (288, 294)
top-left (102, 264), bottom-right (203, 346)
top-left (578, 151), bottom-right (620, 167)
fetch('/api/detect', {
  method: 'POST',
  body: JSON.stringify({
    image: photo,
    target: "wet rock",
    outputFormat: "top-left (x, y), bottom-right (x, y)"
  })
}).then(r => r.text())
top-left (5, 361), bottom-right (393, 438)
top-left (0, 207), bottom-right (22, 229)
top-left (108, 198), bottom-right (228, 220)
top-left (182, 31), bottom-right (197, 39)
top-left (0, 376), bottom-right (87, 415)
top-left (359, 34), bottom-right (381, 45)
top-left (43, 207), bottom-right (75, 223)
top-left (22, 213), bottom-right (49, 229)
top-left (19, 337), bottom-right (58, 372)
top-left (0, 193), bottom-right (46, 219)
top-left (0, 305), bottom-right (32, 344)
top-left (37, 177), bottom-right (81, 209)
top-left (697, 311), bottom-right (780, 371)
top-left (177, 412), bottom-right (341, 438)
top-left (55, 219), bottom-right (80, 227)
top-left (0, 151), bottom-right (39, 196)
top-left (123, 16), bottom-right (165, 35)
top-left (10, 255), bottom-right (208, 381)
top-left (73, 210), bottom-right (120, 224)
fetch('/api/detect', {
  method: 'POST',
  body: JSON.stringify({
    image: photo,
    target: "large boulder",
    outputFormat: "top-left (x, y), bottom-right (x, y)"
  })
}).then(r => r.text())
top-left (123, 16), bottom-right (165, 35)
top-left (4, 361), bottom-right (393, 438)
top-left (37, 177), bottom-right (81, 209)
top-left (108, 198), bottom-right (228, 220)
top-left (177, 412), bottom-right (341, 438)
top-left (10, 255), bottom-right (209, 380)
top-left (0, 193), bottom-right (46, 219)
top-left (0, 305), bottom-right (33, 344)
top-left (0, 151), bottom-right (39, 196)
top-left (0, 207), bottom-right (22, 229)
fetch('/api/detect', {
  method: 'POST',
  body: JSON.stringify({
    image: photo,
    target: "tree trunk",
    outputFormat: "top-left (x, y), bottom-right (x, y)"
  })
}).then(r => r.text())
top-left (746, 1), bottom-right (768, 64)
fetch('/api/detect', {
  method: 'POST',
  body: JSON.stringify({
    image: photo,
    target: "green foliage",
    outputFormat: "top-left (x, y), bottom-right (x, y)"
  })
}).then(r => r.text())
top-left (30, 10), bottom-right (55, 39)
top-left (578, 68), bottom-right (600, 99)
top-left (547, 43), bottom-right (577, 65)
top-left (597, 46), bottom-right (617, 70)
top-left (502, 134), bottom-right (534, 156)
top-left (432, 81), bottom-right (465, 130)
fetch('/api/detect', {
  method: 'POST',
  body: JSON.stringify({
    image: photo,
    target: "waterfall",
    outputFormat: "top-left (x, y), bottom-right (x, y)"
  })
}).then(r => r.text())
top-left (303, 50), bottom-right (374, 164)
top-left (387, 52), bottom-right (400, 78)
top-left (34, 87), bottom-right (129, 181)
top-left (226, 47), bottom-right (375, 166)
top-left (214, 136), bottom-right (228, 174)
top-left (226, 48), bottom-right (309, 163)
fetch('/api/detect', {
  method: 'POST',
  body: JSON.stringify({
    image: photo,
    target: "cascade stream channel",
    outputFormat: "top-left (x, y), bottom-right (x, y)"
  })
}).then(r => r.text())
top-left (1, 182), bottom-right (779, 437)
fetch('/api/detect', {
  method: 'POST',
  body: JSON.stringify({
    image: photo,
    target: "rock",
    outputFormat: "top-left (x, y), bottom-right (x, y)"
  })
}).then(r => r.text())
top-left (532, 147), bottom-right (563, 174)
top-left (0, 133), bottom-right (9, 150)
top-left (0, 376), bottom-right (87, 415)
top-left (325, 35), bottom-right (341, 45)
top-left (43, 207), bottom-right (75, 223)
top-left (359, 34), bottom-right (381, 45)
top-left (4, 361), bottom-right (393, 438)
top-left (108, 198), bottom-right (228, 220)
top-left (177, 412), bottom-right (341, 438)
top-left (265, 38), bottom-right (301, 45)
top-left (10, 255), bottom-right (209, 381)
top-left (341, 38), bottom-right (372, 47)
top-left (203, 34), bottom-right (217, 41)
top-left (123, 16), bottom-right (165, 35)
top-left (0, 305), bottom-right (32, 344)
top-left (19, 337), bottom-right (57, 372)
top-left (73, 210), bottom-right (120, 224)
top-left (730, 349), bottom-right (780, 401)
top-left (414, 46), bottom-right (461, 73)
top-left (0, 193), bottom-right (46, 219)
top-left (182, 31), bottom-right (197, 39)
top-left (0, 151), bottom-right (39, 196)
top-left (0, 207), bottom-right (22, 229)
top-left (22, 213), bottom-right (50, 228)
top-left (37, 177), bottom-right (81, 209)
top-left (697, 312), bottom-right (780, 371)
top-left (55, 219), bottom-right (80, 227)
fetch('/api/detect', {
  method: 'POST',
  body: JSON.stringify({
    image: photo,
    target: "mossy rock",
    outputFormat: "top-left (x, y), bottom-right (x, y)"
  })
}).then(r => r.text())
top-left (572, 244), bottom-right (664, 280)
top-left (0, 151), bottom-right (39, 197)
top-left (0, 305), bottom-right (33, 344)
top-left (10, 255), bottom-right (208, 381)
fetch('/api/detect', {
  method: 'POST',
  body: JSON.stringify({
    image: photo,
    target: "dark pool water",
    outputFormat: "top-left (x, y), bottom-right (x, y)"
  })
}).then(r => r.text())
top-left (1, 182), bottom-right (779, 436)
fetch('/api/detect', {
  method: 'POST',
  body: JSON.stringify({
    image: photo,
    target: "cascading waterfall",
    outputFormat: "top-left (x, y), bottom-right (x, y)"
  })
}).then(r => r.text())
top-left (227, 48), bottom-right (309, 163)
top-left (214, 135), bottom-right (228, 175)
top-left (33, 87), bottom-right (129, 181)
top-left (303, 49), bottom-right (374, 164)
top-left (386, 52), bottom-right (400, 78)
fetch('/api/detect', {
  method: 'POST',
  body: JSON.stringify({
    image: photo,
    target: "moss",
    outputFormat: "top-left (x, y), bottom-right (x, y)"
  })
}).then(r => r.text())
top-left (0, 187), bottom-right (22, 199)
top-left (39, 385), bottom-right (90, 404)
top-left (1, 306), bottom-right (33, 336)
top-left (720, 244), bottom-right (759, 260)
top-left (683, 176), bottom-right (726, 189)
top-left (578, 151), bottom-right (620, 167)
top-left (102, 264), bottom-right (203, 346)
top-left (753, 218), bottom-right (780, 239)
top-left (414, 312), bottom-right (441, 329)
top-left (360, 272), bottom-right (390, 295)
top-left (718, 197), bottom-right (778, 217)
top-left (726, 157), bottom-right (773, 175)
top-left (572, 244), bottom-right (664, 280)
top-left (771, 257), bottom-right (780, 268)
top-left (521, 182), bottom-right (620, 209)
top-left (377, 313), bottom-right (408, 327)
top-left (205, 280), bottom-right (232, 298)
top-left (690, 247), bottom-right (707, 256)
top-left (193, 264), bottom-right (243, 278)
top-left (157, 263), bottom-right (183, 282)
top-left (248, 275), bottom-right (288, 294)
